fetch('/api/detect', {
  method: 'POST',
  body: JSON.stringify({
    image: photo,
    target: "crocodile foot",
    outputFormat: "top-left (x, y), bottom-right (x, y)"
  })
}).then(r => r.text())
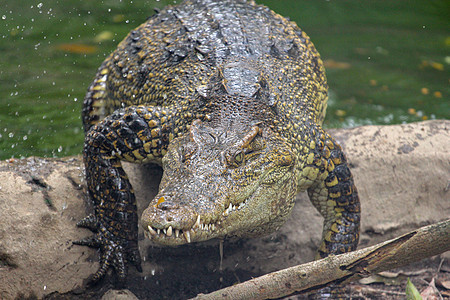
top-left (73, 214), bottom-right (142, 283)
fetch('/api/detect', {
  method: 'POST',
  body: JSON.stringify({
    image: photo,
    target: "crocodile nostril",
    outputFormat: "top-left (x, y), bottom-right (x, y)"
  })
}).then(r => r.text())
top-left (157, 201), bottom-right (176, 211)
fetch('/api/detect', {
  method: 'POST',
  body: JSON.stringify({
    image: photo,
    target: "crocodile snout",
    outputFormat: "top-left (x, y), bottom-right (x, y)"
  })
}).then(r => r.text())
top-left (143, 195), bottom-right (196, 229)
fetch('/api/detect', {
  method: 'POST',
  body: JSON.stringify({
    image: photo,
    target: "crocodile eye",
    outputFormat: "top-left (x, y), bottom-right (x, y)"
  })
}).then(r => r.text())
top-left (225, 150), bottom-right (247, 168)
top-left (233, 151), bottom-right (245, 165)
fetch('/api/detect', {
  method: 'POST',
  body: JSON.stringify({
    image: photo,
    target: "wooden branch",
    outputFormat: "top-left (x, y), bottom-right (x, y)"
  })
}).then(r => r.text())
top-left (192, 219), bottom-right (450, 300)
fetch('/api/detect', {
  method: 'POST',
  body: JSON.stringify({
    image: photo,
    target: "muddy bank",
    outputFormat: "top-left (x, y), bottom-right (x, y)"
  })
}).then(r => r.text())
top-left (0, 120), bottom-right (448, 299)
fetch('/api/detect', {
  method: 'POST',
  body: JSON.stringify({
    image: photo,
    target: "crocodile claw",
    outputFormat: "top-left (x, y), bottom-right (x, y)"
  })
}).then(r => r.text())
top-left (73, 220), bottom-right (142, 282)
top-left (76, 214), bottom-right (99, 231)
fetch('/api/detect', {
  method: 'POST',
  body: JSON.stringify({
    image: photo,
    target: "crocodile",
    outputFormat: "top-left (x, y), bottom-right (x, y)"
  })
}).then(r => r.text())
top-left (75, 0), bottom-right (361, 284)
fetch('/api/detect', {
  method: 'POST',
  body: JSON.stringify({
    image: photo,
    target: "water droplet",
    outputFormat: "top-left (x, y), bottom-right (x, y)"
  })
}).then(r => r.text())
top-left (8, 132), bottom-right (14, 138)
top-left (2, 15), bottom-right (6, 20)
top-left (37, 3), bottom-right (43, 9)
top-left (58, 146), bottom-right (63, 152)
top-left (23, 135), bottom-right (28, 141)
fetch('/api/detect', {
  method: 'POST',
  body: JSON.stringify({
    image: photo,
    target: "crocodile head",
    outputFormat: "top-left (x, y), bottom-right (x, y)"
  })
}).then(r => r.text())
top-left (142, 112), bottom-right (298, 246)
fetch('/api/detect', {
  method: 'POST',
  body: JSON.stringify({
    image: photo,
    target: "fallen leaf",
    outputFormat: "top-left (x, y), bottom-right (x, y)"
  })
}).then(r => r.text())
top-left (435, 279), bottom-right (450, 290)
top-left (113, 14), bottom-right (125, 23)
top-left (420, 286), bottom-right (439, 300)
top-left (421, 88), bottom-right (429, 95)
top-left (359, 273), bottom-right (404, 286)
top-left (56, 43), bottom-right (98, 54)
top-left (94, 31), bottom-right (114, 43)
top-left (323, 59), bottom-right (351, 69)
top-left (430, 62), bottom-right (444, 71)
top-left (419, 60), bottom-right (444, 71)
top-left (433, 91), bottom-right (442, 98)
top-left (335, 109), bottom-right (346, 117)
top-left (420, 278), bottom-right (439, 300)
top-left (408, 108), bottom-right (417, 115)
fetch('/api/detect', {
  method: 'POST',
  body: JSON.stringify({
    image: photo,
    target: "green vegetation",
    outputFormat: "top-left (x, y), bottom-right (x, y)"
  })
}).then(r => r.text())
top-left (0, 0), bottom-right (448, 159)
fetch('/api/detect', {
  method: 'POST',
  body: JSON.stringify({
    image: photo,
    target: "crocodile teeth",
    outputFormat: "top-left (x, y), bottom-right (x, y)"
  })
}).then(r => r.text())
top-left (184, 230), bottom-right (191, 243)
top-left (223, 201), bottom-right (246, 216)
top-left (223, 203), bottom-right (233, 216)
top-left (163, 228), bottom-right (167, 235)
top-left (195, 215), bottom-right (201, 228)
top-left (148, 226), bottom-right (157, 236)
top-left (175, 229), bottom-right (180, 238)
top-left (157, 228), bottom-right (160, 235)
top-left (166, 226), bottom-right (173, 237)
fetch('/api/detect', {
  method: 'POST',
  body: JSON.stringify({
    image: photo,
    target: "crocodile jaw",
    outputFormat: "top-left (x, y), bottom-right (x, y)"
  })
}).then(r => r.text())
top-left (141, 167), bottom-right (297, 246)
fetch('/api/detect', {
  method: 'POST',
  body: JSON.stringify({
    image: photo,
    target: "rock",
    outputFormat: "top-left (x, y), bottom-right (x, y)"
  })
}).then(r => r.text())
top-left (101, 289), bottom-right (139, 300)
top-left (0, 120), bottom-right (448, 299)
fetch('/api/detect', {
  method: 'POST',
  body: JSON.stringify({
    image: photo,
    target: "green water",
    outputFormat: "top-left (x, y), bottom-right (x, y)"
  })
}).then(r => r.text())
top-left (0, 0), bottom-right (448, 160)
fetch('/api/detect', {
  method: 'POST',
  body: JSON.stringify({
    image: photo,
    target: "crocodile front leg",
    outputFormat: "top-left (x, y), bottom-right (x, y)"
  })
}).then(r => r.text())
top-left (74, 104), bottom-right (180, 282)
top-left (303, 127), bottom-right (360, 298)
top-left (304, 127), bottom-right (360, 258)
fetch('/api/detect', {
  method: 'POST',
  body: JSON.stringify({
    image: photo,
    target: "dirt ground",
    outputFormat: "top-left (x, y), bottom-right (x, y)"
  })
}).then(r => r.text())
top-left (1, 121), bottom-right (448, 300)
top-left (42, 253), bottom-right (449, 299)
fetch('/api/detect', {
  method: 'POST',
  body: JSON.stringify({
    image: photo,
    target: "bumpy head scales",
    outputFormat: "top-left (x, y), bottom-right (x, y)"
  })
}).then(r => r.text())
top-left (141, 118), bottom-right (298, 245)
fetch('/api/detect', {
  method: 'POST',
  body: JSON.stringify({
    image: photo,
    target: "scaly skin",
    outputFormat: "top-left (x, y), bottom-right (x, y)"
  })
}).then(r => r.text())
top-left (75, 0), bottom-right (360, 284)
